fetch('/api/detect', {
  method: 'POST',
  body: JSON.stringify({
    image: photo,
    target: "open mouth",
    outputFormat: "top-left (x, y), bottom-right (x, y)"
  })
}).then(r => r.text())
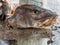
top-left (36, 13), bottom-right (58, 27)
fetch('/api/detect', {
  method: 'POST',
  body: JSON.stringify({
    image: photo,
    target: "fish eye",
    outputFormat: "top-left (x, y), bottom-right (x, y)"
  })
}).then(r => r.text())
top-left (34, 10), bottom-right (39, 14)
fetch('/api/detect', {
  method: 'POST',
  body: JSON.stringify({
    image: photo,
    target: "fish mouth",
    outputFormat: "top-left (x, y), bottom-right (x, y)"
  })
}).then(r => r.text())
top-left (36, 13), bottom-right (58, 27)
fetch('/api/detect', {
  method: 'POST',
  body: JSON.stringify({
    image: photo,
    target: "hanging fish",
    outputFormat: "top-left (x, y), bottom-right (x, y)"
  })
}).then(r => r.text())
top-left (6, 4), bottom-right (58, 29)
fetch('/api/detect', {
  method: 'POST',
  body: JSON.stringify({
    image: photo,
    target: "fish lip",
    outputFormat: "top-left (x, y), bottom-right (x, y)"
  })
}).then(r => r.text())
top-left (42, 13), bottom-right (57, 21)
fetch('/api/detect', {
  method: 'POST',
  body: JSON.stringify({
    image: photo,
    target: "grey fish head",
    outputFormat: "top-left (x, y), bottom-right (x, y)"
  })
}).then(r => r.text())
top-left (7, 4), bottom-right (58, 28)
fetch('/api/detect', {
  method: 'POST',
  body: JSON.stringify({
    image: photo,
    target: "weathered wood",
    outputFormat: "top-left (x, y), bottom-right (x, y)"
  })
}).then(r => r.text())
top-left (0, 28), bottom-right (52, 40)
